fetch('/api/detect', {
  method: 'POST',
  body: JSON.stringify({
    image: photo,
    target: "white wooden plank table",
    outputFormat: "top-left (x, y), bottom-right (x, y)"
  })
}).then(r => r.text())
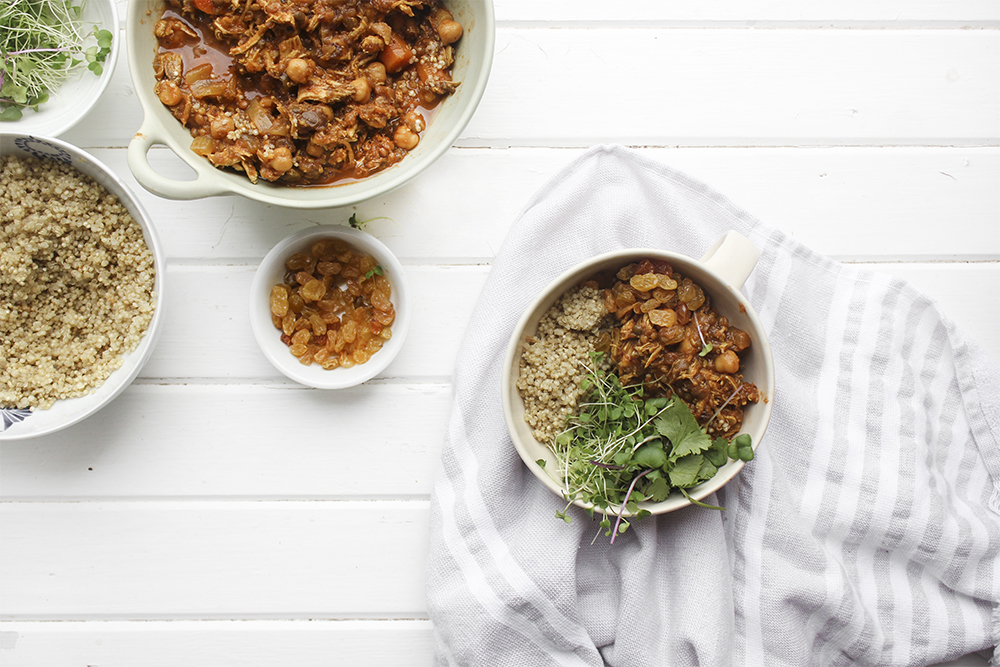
top-left (1, 0), bottom-right (998, 664)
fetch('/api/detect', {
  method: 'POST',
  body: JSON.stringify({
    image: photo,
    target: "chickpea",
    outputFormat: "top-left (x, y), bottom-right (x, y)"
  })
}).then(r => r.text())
top-left (393, 125), bottom-right (419, 150)
top-left (419, 90), bottom-right (438, 105)
top-left (306, 141), bottom-right (324, 158)
top-left (351, 77), bottom-right (371, 103)
top-left (678, 335), bottom-right (695, 355)
top-left (437, 19), bottom-right (463, 45)
top-left (401, 109), bottom-right (426, 133)
top-left (316, 104), bottom-right (335, 122)
top-left (156, 80), bottom-right (183, 106)
top-left (269, 146), bottom-right (294, 173)
top-left (365, 61), bottom-right (387, 85)
top-left (432, 8), bottom-right (454, 25)
top-left (715, 349), bottom-right (740, 374)
top-left (285, 58), bottom-right (314, 84)
top-left (209, 115), bottom-right (235, 139)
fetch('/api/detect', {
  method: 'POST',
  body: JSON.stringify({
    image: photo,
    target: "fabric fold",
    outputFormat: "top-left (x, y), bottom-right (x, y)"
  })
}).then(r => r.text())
top-left (426, 145), bottom-right (1000, 666)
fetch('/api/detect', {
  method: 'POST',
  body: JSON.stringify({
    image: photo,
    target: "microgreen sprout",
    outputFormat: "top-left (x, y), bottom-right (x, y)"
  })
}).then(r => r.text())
top-left (364, 265), bottom-right (384, 280)
top-left (548, 351), bottom-right (753, 543)
top-left (0, 1), bottom-right (113, 120)
top-left (706, 384), bottom-right (743, 431)
top-left (693, 312), bottom-right (713, 357)
top-left (348, 213), bottom-right (392, 229)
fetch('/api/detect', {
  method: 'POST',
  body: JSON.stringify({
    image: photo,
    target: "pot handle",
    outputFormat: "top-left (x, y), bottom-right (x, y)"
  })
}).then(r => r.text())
top-left (127, 123), bottom-right (231, 200)
top-left (699, 231), bottom-right (760, 290)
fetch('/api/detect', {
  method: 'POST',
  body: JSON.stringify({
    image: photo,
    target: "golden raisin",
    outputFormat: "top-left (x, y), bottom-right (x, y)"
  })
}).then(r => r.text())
top-left (300, 279), bottom-right (326, 301)
top-left (648, 309), bottom-right (678, 328)
top-left (270, 285), bottom-right (289, 317)
top-left (285, 253), bottom-right (311, 270)
top-left (270, 237), bottom-right (394, 369)
top-left (657, 275), bottom-right (678, 290)
top-left (630, 274), bottom-right (659, 292)
top-left (342, 319), bottom-right (357, 343)
top-left (371, 289), bottom-right (391, 311)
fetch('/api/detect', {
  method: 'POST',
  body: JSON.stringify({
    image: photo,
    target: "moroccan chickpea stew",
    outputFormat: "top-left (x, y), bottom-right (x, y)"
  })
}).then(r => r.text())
top-left (516, 258), bottom-right (761, 540)
top-left (270, 238), bottom-right (395, 369)
top-left (153, 0), bottom-right (463, 185)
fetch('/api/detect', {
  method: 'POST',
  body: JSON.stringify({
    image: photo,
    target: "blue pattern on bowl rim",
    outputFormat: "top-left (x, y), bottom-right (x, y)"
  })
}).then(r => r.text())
top-left (1, 407), bottom-right (32, 432)
top-left (14, 136), bottom-right (73, 164)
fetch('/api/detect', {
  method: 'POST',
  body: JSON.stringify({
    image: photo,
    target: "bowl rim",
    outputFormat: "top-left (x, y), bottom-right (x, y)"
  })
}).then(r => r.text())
top-left (3, 0), bottom-right (121, 137)
top-left (501, 246), bottom-right (775, 516)
top-left (0, 133), bottom-right (167, 441)
top-left (248, 224), bottom-right (411, 389)
top-left (124, 0), bottom-right (496, 207)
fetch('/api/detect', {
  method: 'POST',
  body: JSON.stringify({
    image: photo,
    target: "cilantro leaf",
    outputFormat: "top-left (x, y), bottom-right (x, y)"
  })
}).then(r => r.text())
top-left (645, 476), bottom-right (672, 502)
top-left (668, 453), bottom-right (705, 488)
top-left (655, 400), bottom-right (712, 459)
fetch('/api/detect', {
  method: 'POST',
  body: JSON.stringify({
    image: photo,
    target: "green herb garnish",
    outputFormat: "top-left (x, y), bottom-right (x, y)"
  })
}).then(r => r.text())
top-left (364, 264), bottom-right (384, 280)
top-left (348, 213), bottom-right (392, 229)
top-left (550, 352), bottom-right (752, 543)
top-left (1, 0), bottom-right (113, 120)
top-left (693, 312), bottom-right (713, 357)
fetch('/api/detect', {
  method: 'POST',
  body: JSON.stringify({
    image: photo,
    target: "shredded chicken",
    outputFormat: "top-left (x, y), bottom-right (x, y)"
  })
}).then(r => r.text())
top-left (152, 0), bottom-right (462, 185)
top-left (603, 259), bottom-right (761, 439)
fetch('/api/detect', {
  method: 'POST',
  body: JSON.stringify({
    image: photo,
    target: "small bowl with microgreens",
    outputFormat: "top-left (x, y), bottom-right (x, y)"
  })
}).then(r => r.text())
top-left (249, 222), bottom-right (411, 390)
top-left (1, 0), bottom-right (118, 135)
top-left (501, 231), bottom-right (775, 542)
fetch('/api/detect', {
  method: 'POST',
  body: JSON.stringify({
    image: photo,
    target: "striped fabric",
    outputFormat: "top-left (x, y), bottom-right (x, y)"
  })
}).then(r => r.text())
top-left (425, 145), bottom-right (1000, 666)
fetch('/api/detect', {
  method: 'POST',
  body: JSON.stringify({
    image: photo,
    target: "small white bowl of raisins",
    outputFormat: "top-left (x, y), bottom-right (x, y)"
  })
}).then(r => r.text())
top-left (250, 224), bottom-right (411, 389)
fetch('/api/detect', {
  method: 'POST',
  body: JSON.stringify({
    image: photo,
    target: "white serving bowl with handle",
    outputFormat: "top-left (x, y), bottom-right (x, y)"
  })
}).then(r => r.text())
top-left (124, 0), bottom-right (494, 208)
top-left (502, 231), bottom-right (775, 516)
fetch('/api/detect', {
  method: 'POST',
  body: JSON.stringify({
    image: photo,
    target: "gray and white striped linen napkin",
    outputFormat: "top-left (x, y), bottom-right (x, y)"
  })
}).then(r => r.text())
top-left (426, 145), bottom-right (1000, 666)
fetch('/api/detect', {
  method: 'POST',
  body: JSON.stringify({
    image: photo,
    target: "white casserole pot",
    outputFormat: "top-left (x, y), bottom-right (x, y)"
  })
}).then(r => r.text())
top-left (125, 0), bottom-right (495, 208)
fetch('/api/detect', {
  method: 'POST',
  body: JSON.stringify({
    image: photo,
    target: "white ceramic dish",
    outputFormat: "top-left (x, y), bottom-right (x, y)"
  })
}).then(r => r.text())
top-left (0, 134), bottom-right (166, 441)
top-left (249, 225), bottom-right (411, 389)
top-left (1, 0), bottom-right (120, 137)
top-left (502, 231), bottom-right (775, 516)
top-left (125, 0), bottom-right (495, 208)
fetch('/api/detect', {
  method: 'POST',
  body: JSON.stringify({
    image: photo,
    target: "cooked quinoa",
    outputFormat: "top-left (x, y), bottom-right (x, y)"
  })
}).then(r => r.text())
top-left (0, 155), bottom-right (156, 410)
top-left (516, 284), bottom-right (610, 444)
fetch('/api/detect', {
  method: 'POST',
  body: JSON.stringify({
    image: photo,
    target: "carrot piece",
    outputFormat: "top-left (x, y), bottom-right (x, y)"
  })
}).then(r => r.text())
top-left (379, 34), bottom-right (414, 73)
top-left (194, 0), bottom-right (215, 14)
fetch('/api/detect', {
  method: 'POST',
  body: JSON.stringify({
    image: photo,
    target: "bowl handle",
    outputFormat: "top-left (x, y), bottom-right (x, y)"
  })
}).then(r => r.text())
top-left (699, 231), bottom-right (760, 290)
top-left (127, 124), bottom-right (231, 200)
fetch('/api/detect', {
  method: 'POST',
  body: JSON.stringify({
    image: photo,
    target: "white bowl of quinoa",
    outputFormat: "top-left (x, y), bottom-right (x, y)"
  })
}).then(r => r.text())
top-left (0, 134), bottom-right (165, 440)
top-left (502, 234), bottom-right (775, 523)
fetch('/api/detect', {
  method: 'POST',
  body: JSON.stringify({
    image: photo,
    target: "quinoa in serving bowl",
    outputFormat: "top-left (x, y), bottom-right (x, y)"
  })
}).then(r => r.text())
top-left (0, 134), bottom-right (166, 440)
